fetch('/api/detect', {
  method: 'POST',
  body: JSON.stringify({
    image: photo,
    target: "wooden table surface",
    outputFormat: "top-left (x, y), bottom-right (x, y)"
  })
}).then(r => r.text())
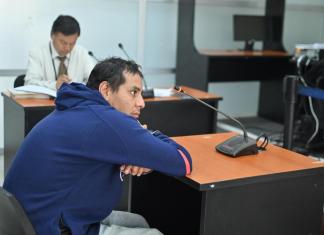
top-left (2, 86), bottom-right (221, 107)
top-left (173, 133), bottom-right (324, 186)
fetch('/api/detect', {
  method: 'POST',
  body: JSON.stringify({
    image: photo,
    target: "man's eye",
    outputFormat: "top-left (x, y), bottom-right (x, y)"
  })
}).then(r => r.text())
top-left (130, 90), bottom-right (137, 96)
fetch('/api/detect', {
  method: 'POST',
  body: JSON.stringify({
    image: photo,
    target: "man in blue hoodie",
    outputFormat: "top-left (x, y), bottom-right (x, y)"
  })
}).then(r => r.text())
top-left (3, 57), bottom-right (192, 235)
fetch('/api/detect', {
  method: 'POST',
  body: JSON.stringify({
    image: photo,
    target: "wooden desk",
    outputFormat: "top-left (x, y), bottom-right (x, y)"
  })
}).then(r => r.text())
top-left (176, 0), bottom-right (294, 90)
top-left (198, 49), bottom-right (289, 57)
top-left (2, 86), bottom-right (221, 173)
top-left (178, 47), bottom-right (293, 122)
top-left (176, 0), bottom-right (295, 123)
top-left (131, 133), bottom-right (324, 235)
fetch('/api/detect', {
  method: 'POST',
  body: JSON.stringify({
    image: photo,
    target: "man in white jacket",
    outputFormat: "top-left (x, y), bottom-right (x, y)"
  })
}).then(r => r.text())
top-left (25, 15), bottom-right (95, 91)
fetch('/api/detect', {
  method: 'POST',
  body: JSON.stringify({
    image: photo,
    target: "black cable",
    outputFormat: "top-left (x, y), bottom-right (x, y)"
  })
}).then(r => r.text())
top-left (240, 125), bottom-right (282, 146)
top-left (256, 133), bottom-right (269, 151)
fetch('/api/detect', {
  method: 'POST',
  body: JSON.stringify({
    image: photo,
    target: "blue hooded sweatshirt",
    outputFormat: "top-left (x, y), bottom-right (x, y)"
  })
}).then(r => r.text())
top-left (3, 83), bottom-right (192, 235)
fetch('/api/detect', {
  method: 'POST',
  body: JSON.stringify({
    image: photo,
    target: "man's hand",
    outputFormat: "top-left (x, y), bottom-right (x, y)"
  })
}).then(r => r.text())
top-left (120, 165), bottom-right (152, 177)
top-left (56, 74), bottom-right (72, 89)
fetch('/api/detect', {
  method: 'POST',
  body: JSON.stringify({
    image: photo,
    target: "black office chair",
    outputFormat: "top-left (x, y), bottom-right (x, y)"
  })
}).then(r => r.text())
top-left (0, 187), bottom-right (36, 235)
top-left (14, 74), bottom-right (25, 88)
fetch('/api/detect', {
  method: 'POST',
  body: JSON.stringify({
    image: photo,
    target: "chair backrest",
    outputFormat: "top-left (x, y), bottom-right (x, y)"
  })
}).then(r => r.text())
top-left (14, 74), bottom-right (25, 88)
top-left (0, 187), bottom-right (36, 235)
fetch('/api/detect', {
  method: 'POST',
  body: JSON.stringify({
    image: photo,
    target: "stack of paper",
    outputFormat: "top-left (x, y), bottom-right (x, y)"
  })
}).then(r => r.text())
top-left (7, 85), bottom-right (56, 99)
top-left (153, 88), bottom-right (174, 97)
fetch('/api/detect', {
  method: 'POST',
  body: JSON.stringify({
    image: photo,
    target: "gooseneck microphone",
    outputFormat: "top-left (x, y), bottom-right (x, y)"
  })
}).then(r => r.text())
top-left (118, 43), bottom-right (154, 98)
top-left (118, 43), bottom-right (131, 60)
top-left (88, 51), bottom-right (100, 62)
top-left (174, 86), bottom-right (259, 157)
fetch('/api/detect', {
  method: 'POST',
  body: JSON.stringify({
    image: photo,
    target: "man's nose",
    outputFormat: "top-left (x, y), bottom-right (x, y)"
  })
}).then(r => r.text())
top-left (137, 94), bottom-right (145, 109)
top-left (64, 44), bottom-right (72, 53)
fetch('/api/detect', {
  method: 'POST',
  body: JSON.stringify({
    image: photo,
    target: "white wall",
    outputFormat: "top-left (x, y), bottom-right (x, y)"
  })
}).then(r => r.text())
top-left (208, 81), bottom-right (260, 117)
top-left (0, 0), bottom-right (142, 69)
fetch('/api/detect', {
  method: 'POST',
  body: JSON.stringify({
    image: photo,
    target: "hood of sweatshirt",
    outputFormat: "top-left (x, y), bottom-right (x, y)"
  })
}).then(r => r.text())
top-left (55, 83), bottom-right (108, 110)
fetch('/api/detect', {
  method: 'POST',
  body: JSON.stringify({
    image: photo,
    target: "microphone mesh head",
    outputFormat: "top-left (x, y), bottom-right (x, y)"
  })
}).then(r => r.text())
top-left (174, 86), bottom-right (183, 92)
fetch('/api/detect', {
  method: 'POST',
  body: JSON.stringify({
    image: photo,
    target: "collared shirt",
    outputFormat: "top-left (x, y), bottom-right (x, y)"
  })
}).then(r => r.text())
top-left (25, 41), bottom-right (95, 91)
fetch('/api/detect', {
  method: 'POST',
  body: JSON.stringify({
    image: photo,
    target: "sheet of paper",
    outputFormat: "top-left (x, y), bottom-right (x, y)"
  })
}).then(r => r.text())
top-left (15, 85), bottom-right (57, 97)
top-left (153, 88), bottom-right (174, 97)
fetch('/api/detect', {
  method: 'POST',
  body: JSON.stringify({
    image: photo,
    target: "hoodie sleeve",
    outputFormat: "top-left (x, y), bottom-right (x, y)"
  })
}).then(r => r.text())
top-left (85, 108), bottom-right (192, 177)
top-left (151, 130), bottom-right (192, 175)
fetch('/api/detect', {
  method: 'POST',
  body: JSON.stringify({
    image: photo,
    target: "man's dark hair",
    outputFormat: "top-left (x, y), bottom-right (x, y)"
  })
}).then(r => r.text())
top-left (51, 15), bottom-right (80, 36)
top-left (86, 57), bottom-right (144, 91)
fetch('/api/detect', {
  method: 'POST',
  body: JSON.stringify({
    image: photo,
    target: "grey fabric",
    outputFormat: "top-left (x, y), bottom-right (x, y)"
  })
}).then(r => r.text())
top-left (101, 211), bottom-right (149, 228)
top-left (99, 211), bottom-right (163, 235)
top-left (99, 225), bottom-right (163, 235)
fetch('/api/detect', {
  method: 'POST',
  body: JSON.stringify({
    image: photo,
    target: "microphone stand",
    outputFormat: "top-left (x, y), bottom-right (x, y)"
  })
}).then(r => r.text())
top-left (88, 51), bottom-right (100, 62)
top-left (118, 43), bottom-right (154, 98)
top-left (174, 86), bottom-right (258, 157)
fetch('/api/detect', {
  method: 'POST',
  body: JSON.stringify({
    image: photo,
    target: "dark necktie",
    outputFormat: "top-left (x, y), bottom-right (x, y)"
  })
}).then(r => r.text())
top-left (57, 56), bottom-right (67, 76)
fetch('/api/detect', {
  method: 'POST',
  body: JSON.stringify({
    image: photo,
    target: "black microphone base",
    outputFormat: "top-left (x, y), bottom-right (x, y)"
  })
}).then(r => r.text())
top-left (142, 89), bottom-right (155, 98)
top-left (215, 135), bottom-right (258, 157)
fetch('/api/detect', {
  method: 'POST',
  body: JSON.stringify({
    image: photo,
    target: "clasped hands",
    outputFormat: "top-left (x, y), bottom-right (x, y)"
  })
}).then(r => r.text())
top-left (120, 165), bottom-right (152, 177)
top-left (56, 74), bottom-right (72, 89)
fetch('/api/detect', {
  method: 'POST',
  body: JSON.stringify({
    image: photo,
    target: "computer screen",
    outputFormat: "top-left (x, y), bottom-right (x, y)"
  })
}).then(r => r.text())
top-left (233, 15), bottom-right (266, 50)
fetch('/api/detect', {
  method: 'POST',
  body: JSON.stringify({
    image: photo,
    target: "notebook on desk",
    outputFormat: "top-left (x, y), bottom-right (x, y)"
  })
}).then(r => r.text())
top-left (7, 85), bottom-right (56, 99)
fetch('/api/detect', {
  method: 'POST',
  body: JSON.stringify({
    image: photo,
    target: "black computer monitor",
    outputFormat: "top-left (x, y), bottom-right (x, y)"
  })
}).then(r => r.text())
top-left (233, 15), bottom-right (266, 51)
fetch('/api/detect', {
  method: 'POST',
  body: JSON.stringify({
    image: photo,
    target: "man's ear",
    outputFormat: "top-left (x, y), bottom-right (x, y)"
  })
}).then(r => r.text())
top-left (98, 81), bottom-right (110, 98)
top-left (51, 32), bottom-right (56, 41)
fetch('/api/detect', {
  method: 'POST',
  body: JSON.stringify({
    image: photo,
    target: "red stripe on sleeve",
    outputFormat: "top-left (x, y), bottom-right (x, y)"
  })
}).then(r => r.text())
top-left (177, 149), bottom-right (191, 175)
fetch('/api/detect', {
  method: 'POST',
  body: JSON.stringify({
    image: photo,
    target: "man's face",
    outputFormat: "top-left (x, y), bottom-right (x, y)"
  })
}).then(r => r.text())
top-left (51, 32), bottom-right (79, 56)
top-left (105, 72), bottom-right (145, 119)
